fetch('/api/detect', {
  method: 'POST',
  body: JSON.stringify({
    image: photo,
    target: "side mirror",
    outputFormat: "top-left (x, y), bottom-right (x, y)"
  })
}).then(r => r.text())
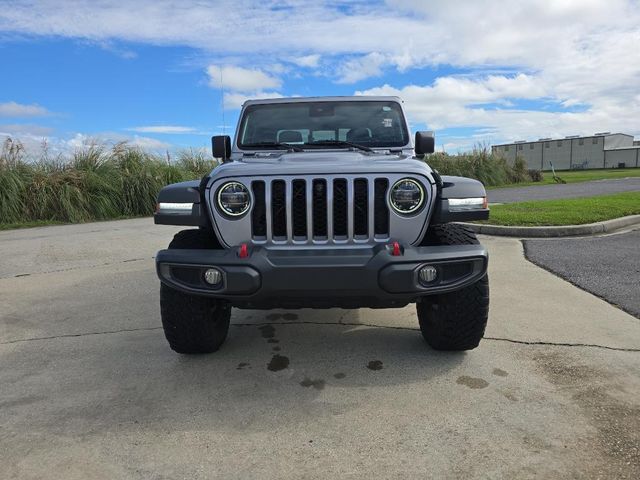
top-left (415, 131), bottom-right (435, 155)
top-left (212, 135), bottom-right (231, 161)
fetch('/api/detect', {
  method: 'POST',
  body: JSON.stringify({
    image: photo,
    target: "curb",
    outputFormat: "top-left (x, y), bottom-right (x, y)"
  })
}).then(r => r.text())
top-left (459, 215), bottom-right (640, 238)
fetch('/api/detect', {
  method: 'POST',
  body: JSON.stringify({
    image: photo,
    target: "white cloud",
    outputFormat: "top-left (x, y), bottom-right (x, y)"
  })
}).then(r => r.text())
top-left (128, 125), bottom-right (197, 134)
top-left (207, 65), bottom-right (281, 92)
top-left (336, 52), bottom-right (387, 84)
top-left (223, 91), bottom-right (284, 110)
top-left (66, 132), bottom-right (171, 152)
top-left (0, 101), bottom-right (52, 117)
top-left (2, 0), bottom-right (640, 146)
top-left (1, 130), bottom-right (173, 158)
top-left (0, 124), bottom-right (53, 136)
top-left (290, 54), bottom-right (321, 68)
top-left (358, 73), bottom-right (640, 149)
top-left (129, 135), bottom-right (172, 150)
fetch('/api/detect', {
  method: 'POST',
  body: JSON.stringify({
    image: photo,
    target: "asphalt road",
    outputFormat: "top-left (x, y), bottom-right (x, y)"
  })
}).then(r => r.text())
top-left (524, 229), bottom-right (640, 318)
top-left (488, 176), bottom-right (640, 204)
top-left (1, 219), bottom-right (639, 479)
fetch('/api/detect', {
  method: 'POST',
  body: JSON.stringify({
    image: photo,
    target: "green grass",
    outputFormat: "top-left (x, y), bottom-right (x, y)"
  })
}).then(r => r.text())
top-left (485, 191), bottom-right (640, 226)
top-left (489, 167), bottom-right (640, 189)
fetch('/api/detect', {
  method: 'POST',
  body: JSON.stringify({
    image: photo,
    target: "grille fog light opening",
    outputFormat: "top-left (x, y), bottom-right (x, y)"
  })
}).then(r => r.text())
top-left (418, 265), bottom-right (438, 285)
top-left (203, 268), bottom-right (223, 287)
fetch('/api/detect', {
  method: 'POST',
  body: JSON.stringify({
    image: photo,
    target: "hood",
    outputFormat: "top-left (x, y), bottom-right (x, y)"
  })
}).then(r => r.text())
top-left (211, 151), bottom-right (434, 180)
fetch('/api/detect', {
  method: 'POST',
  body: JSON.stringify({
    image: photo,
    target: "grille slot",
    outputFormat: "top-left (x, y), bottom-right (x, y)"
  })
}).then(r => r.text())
top-left (312, 179), bottom-right (328, 237)
top-left (251, 181), bottom-right (266, 237)
top-left (353, 178), bottom-right (368, 236)
top-left (333, 179), bottom-right (348, 237)
top-left (271, 180), bottom-right (287, 238)
top-left (249, 176), bottom-right (392, 243)
top-left (374, 178), bottom-right (389, 236)
top-left (292, 179), bottom-right (307, 238)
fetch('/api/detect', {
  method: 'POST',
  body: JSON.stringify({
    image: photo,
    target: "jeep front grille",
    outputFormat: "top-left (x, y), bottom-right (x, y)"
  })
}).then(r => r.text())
top-left (250, 177), bottom-right (390, 243)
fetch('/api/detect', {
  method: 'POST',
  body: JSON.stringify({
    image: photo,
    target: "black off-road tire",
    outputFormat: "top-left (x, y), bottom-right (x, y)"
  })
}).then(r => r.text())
top-left (168, 228), bottom-right (223, 250)
top-left (160, 229), bottom-right (230, 354)
top-left (417, 224), bottom-right (489, 351)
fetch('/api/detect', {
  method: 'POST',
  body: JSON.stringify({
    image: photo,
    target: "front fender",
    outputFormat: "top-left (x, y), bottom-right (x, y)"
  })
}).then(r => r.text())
top-left (154, 180), bottom-right (209, 227)
top-left (431, 175), bottom-right (490, 223)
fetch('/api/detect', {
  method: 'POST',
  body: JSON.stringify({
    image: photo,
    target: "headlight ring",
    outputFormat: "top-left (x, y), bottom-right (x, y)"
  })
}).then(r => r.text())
top-left (217, 181), bottom-right (251, 217)
top-left (389, 178), bottom-right (425, 214)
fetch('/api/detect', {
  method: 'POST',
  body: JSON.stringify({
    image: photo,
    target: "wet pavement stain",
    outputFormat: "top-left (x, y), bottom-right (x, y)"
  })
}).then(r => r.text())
top-left (236, 362), bottom-right (250, 370)
top-left (503, 391), bottom-right (518, 402)
top-left (333, 372), bottom-right (346, 379)
top-left (272, 346), bottom-right (281, 352)
top-left (300, 378), bottom-right (325, 390)
top-left (266, 313), bottom-right (281, 321)
top-left (367, 360), bottom-right (383, 371)
top-left (456, 376), bottom-right (489, 389)
top-left (267, 354), bottom-right (289, 372)
top-left (267, 338), bottom-right (279, 344)
top-left (282, 313), bottom-right (298, 320)
top-left (258, 324), bottom-right (276, 338)
top-left (492, 368), bottom-right (509, 377)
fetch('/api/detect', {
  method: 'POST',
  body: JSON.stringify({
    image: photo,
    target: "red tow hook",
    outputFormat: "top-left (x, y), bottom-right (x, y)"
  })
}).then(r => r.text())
top-left (390, 241), bottom-right (402, 256)
top-left (238, 243), bottom-right (249, 258)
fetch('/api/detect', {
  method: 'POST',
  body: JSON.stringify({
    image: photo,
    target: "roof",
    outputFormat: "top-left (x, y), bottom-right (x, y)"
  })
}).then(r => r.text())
top-left (493, 132), bottom-right (633, 148)
top-left (242, 95), bottom-right (403, 106)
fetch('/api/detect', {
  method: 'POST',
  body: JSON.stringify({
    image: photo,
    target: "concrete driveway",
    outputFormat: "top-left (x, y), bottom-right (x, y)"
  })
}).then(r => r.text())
top-left (1, 219), bottom-right (639, 479)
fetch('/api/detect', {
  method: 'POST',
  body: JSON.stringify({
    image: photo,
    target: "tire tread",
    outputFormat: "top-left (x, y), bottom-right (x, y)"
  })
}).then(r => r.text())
top-left (417, 223), bottom-right (489, 351)
top-left (160, 229), bottom-right (230, 354)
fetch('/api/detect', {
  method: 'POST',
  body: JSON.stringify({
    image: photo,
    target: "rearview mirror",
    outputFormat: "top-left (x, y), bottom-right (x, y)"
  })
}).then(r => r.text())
top-left (212, 135), bottom-right (231, 161)
top-left (415, 131), bottom-right (435, 155)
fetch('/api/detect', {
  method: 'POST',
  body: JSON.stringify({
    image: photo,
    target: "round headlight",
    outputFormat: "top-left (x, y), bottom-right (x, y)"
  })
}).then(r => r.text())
top-left (389, 178), bottom-right (425, 214)
top-left (217, 181), bottom-right (251, 216)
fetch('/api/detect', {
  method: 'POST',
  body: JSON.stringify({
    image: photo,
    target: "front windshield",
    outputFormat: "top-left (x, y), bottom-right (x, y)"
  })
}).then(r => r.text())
top-left (238, 100), bottom-right (409, 149)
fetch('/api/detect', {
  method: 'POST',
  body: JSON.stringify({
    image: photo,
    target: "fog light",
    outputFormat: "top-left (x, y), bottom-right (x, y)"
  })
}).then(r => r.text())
top-left (419, 265), bottom-right (438, 285)
top-left (203, 268), bottom-right (222, 286)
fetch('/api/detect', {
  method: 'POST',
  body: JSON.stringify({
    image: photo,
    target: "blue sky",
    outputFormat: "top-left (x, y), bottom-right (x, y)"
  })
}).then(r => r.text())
top-left (1, 0), bottom-right (639, 156)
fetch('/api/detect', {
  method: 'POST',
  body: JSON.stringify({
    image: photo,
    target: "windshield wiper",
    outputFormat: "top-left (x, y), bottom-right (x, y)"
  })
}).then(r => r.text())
top-left (242, 142), bottom-right (304, 152)
top-left (303, 140), bottom-right (373, 152)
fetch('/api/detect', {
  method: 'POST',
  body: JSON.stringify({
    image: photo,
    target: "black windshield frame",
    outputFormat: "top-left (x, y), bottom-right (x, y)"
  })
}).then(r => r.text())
top-left (236, 101), bottom-right (410, 150)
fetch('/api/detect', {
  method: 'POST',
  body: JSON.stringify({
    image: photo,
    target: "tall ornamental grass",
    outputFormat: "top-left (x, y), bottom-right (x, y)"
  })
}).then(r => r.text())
top-left (0, 138), bottom-right (216, 225)
top-left (425, 145), bottom-right (541, 187)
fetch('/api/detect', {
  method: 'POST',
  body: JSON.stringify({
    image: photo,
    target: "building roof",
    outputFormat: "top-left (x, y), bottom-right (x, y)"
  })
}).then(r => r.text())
top-left (492, 133), bottom-right (633, 148)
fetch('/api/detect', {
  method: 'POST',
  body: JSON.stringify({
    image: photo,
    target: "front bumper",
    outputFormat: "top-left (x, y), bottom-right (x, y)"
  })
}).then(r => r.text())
top-left (156, 243), bottom-right (488, 309)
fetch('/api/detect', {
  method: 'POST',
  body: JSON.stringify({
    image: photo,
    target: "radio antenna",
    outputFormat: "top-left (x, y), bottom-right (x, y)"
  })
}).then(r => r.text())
top-left (219, 67), bottom-right (226, 135)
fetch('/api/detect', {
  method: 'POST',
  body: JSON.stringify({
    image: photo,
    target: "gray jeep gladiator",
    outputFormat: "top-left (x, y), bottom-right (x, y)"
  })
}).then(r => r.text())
top-left (154, 96), bottom-right (489, 354)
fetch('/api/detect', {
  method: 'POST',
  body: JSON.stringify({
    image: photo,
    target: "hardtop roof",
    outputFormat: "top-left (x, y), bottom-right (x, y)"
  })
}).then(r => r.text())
top-left (242, 96), bottom-right (403, 107)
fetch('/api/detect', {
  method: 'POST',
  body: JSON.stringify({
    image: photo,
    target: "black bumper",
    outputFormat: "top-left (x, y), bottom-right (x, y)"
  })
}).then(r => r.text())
top-left (155, 244), bottom-right (488, 309)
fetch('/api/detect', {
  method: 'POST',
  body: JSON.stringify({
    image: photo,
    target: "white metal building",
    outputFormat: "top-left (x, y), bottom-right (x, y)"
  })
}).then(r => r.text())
top-left (492, 133), bottom-right (640, 170)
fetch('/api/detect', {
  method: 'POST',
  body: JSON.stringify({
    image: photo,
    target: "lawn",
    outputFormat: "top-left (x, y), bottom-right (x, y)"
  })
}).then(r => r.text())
top-left (489, 167), bottom-right (640, 189)
top-left (485, 191), bottom-right (640, 226)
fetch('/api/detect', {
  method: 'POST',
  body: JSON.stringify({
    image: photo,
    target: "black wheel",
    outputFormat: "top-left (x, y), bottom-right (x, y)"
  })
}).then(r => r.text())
top-left (160, 229), bottom-right (230, 354)
top-left (417, 224), bottom-right (490, 351)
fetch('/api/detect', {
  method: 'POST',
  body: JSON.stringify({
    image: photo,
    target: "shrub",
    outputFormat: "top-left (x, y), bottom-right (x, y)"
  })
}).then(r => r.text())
top-left (528, 169), bottom-right (544, 182)
top-left (425, 146), bottom-right (542, 186)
